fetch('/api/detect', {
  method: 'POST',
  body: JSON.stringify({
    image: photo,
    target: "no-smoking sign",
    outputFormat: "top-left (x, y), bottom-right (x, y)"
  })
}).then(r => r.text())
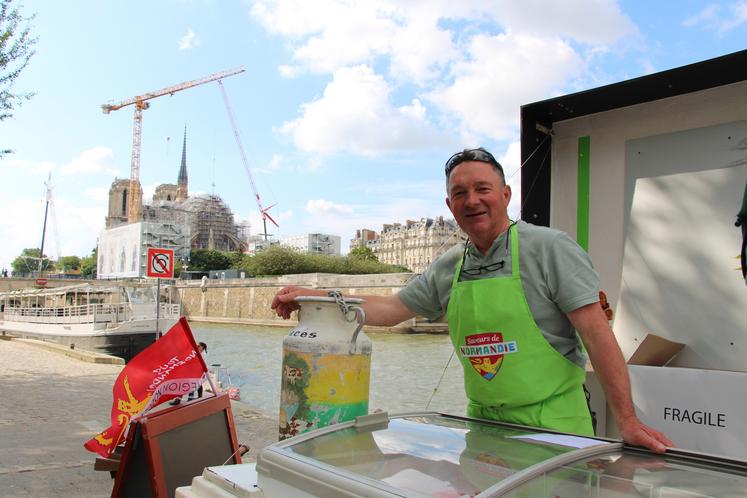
top-left (146, 248), bottom-right (174, 278)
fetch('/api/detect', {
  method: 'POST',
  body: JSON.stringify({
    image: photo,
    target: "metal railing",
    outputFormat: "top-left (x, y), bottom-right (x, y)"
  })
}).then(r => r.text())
top-left (4, 303), bottom-right (129, 324)
top-left (3, 302), bottom-right (180, 324)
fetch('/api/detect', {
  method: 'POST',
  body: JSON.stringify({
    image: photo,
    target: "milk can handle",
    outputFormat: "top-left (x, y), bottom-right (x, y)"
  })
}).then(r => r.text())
top-left (348, 305), bottom-right (366, 353)
top-left (328, 290), bottom-right (366, 354)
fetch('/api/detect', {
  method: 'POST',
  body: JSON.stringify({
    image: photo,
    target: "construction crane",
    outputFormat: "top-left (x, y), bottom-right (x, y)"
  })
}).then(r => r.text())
top-left (102, 66), bottom-right (245, 224)
top-left (217, 80), bottom-right (278, 240)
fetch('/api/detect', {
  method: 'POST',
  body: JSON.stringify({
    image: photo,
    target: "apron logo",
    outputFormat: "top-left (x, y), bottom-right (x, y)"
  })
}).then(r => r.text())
top-left (460, 332), bottom-right (518, 380)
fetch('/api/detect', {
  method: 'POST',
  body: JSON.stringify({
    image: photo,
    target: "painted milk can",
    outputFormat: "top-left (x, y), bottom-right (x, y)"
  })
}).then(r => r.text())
top-left (278, 292), bottom-right (371, 440)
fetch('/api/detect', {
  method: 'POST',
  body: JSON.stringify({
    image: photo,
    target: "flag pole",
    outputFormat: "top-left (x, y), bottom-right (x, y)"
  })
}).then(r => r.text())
top-left (155, 277), bottom-right (161, 341)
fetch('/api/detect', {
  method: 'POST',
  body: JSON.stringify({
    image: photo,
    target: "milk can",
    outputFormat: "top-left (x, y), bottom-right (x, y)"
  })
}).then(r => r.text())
top-left (278, 292), bottom-right (371, 440)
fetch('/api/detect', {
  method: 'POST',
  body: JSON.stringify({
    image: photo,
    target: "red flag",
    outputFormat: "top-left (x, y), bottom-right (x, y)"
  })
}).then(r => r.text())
top-left (84, 317), bottom-right (208, 458)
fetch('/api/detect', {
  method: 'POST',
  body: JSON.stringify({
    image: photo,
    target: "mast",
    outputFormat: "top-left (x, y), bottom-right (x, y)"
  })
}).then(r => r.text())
top-left (38, 174), bottom-right (51, 274)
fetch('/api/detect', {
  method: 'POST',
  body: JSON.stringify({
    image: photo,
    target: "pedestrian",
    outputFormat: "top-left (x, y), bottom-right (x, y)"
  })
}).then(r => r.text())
top-left (272, 147), bottom-right (673, 453)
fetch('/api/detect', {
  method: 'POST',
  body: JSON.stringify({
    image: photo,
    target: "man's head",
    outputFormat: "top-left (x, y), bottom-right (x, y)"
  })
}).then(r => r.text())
top-left (444, 148), bottom-right (511, 253)
top-left (198, 342), bottom-right (207, 353)
top-left (444, 148), bottom-right (505, 183)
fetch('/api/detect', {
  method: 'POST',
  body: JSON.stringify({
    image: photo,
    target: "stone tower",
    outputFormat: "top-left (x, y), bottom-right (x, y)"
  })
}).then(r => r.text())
top-left (105, 178), bottom-right (131, 228)
top-left (176, 126), bottom-right (189, 203)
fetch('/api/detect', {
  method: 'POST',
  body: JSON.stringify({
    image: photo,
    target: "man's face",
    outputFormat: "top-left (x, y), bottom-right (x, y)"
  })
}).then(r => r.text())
top-left (445, 161), bottom-right (511, 248)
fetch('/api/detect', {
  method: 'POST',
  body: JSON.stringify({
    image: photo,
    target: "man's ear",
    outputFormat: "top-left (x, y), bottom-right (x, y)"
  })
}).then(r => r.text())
top-left (445, 196), bottom-right (453, 214)
top-left (503, 184), bottom-right (512, 206)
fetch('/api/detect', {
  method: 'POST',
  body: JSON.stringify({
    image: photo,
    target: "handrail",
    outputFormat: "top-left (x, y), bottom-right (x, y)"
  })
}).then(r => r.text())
top-left (4, 303), bottom-right (131, 324)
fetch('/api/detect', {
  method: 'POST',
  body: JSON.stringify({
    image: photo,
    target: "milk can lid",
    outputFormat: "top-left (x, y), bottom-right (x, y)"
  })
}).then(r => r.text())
top-left (294, 296), bottom-right (364, 304)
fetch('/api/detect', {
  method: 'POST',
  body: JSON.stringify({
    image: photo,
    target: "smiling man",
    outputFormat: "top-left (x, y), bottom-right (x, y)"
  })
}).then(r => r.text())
top-left (272, 147), bottom-right (672, 453)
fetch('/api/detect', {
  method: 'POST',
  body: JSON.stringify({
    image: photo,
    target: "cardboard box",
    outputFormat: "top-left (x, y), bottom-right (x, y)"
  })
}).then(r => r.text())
top-left (586, 334), bottom-right (684, 438)
top-left (587, 334), bottom-right (747, 460)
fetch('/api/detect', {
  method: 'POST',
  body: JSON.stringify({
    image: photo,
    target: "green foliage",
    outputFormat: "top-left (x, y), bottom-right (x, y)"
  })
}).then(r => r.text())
top-left (11, 247), bottom-right (52, 275)
top-left (250, 246), bottom-right (310, 275)
top-left (188, 249), bottom-right (232, 272)
top-left (1, 0), bottom-right (37, 156)
top-left (174, 259), bottom-right (183, 278)
top-left (246, 245), bottom-right (410, 276)
top-left (57, 255), bottom-right (81, 271)
top-left (348, 246), bottom-right (378, 262)
top-left (80, 251), bottom-right (97, 279)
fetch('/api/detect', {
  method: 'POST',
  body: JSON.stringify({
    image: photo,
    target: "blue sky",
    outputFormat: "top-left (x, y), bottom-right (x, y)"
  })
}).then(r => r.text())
top-left (1, 0), bottom-right (746, 271)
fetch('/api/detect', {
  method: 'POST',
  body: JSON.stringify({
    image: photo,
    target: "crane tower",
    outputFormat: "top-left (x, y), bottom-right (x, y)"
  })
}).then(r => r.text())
top-left (102, 66), bottom-right (245, 223)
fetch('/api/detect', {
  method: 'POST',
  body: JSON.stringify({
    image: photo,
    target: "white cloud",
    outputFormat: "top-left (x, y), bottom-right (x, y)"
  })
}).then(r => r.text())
top-left (305, 199), bottom-right (353, 215)
top-left (0, 196), bottom-right (105, 272)
top-left (60, 146), bottom-right (118, 176)
top-left (280, 65), bottom-right (444, 154)
top-left (2, 158), bottom-right (56, 175)
top-left (719, 1), bottom-right (747, 33)
top-left (497, 141), bottom-right (522, 220)
top-left (84, 187), bottom-right (110, 202)
top-left (427, 33), bottom-right (583, 141)
top-left (682, 2), bottom-right (747, 34)
top-left (483, 0), bottom-right (636, 45)
top-left (178, 29), bottom-right (199, 50)
top-left (253, 1), bottom-right (634, 152)
top-left (301, 196), bottom-right (452, 253)
top-left (682, 4), bottom-right (720, 27)
top-left (142, 182), bottom-right (159, 201)
top-left (267, 154), bottom-right (283, 170)
top-left (252, 0), bottom-right (634, 77)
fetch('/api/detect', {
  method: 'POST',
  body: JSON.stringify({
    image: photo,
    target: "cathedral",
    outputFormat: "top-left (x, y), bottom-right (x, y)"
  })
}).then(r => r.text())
top-left (105, 128), bottom-right (246, 253)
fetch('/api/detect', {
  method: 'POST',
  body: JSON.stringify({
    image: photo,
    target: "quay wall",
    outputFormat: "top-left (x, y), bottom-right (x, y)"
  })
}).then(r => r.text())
top-left (173, 272), bottom-right (418, 331)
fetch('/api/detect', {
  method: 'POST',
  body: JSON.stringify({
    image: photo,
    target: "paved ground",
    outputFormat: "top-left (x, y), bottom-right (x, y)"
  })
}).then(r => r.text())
top-left (0, 339), bottom-right (277, 498)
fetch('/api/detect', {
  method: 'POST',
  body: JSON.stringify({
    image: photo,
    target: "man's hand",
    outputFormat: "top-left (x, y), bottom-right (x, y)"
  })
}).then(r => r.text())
top-left (569, 303), bottom-right (674, 454)
top-left (271, 286), bottom-right (326, 319)
top-left (618, 417), bottom-right (673, 454)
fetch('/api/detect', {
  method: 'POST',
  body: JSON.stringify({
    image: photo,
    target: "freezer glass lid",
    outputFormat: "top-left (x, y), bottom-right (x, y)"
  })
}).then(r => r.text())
top-left (505, 449), bottom-right (747, 498)
top-left (283, 414), bottom-right (612, 497)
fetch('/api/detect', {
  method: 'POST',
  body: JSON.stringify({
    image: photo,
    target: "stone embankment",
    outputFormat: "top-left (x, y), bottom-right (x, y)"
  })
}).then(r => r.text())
top-left (174, 272), bottom-right (425, 331)
top-left (2, 272), bottom-right (447, 333)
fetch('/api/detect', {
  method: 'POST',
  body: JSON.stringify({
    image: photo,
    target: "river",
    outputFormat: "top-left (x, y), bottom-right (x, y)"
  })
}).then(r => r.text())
top-left (190, 321), bottom-right (468, 418)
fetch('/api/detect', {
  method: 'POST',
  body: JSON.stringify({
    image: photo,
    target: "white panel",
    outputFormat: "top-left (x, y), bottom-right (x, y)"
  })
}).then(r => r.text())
top-left (630, 365), bottom-right (747, 460)
top-left (615, 166), bottom-right (747, 371)
top-left (97, 222), bottom-right (144, 279)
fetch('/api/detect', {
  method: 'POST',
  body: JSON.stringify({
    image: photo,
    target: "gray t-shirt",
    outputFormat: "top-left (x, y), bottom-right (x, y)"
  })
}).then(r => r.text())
top-left (398, 221), bottom-right (600, 367)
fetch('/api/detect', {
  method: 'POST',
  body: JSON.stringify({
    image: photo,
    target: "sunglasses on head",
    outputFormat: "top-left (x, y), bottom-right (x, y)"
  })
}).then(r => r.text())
top-left (444, 148), bottom-right (504, 177)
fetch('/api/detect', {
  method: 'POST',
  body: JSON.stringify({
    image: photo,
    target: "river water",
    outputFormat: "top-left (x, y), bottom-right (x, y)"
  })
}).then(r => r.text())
top-left (190, 322), bottom-right (468, 418)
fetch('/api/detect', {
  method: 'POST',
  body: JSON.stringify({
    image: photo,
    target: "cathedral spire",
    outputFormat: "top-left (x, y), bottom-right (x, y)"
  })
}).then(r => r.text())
top-left (176, 125), bottom-right (188, 202)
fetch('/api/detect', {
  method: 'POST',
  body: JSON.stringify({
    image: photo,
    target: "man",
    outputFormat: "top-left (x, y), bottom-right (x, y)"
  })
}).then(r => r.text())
top-left (272, 148), bottom-right (672, 453)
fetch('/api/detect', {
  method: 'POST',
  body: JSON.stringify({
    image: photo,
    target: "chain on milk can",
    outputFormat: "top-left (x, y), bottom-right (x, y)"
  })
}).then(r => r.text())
top-left (278, 291), bottom-right (371, 440)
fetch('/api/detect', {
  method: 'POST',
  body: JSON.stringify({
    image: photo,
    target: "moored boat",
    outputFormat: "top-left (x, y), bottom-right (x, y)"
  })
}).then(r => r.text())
top-left (0, 283), bottom-right (180, 361)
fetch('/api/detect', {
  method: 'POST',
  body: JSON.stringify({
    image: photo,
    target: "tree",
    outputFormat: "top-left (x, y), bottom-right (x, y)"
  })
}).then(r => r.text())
top-left (11, 247), bottom-right (53, 275)
top-left (80, 248), bottom-right (97, 279)
top-left (188, 249), bottom-right (232, 272)
top-left (1, 0), bottom-right (37, 156)
top-left (348, 246), bottom-right (378, 262)
top-left (57, 255), bottom-right (81, 271)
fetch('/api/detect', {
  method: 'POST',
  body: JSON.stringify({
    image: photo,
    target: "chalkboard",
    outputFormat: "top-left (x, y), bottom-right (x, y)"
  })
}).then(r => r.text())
top-left (111, 393), bottom-right (240, 498)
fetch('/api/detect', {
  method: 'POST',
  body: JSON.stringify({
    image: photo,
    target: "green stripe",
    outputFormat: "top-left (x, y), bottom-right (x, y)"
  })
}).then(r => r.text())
top-left (577, 136), bottom-right (590, 252)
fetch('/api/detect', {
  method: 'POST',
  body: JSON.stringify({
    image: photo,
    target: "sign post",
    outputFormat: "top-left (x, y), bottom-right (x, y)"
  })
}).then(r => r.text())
top-left (146, 248), bottom-right (174, 340)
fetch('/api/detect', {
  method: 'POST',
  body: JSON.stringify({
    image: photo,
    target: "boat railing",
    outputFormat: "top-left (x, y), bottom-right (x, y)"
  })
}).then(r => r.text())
top-left (3, 303), bottom-right (132, 325)
top-left (159, 303), bottom-right (181, 319)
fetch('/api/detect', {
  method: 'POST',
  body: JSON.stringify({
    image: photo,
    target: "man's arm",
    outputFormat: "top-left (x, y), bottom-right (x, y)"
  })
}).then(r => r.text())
top-left (568, 302), bottom-right (673, 453)
top-left (271, 286), bottom-right (417, 327)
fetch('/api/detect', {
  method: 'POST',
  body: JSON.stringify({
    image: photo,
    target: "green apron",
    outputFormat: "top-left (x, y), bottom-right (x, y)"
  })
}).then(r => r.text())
top-left (446, 224), bottom-right (593, 435)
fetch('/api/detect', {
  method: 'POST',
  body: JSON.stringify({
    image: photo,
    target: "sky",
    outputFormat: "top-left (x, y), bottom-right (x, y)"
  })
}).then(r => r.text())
top-left (1, 0), bottom-right (746, 272)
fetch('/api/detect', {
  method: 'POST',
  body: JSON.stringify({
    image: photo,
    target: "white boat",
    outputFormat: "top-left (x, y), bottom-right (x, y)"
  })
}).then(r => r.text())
top-left (0, 283), bottom-right (180, 361)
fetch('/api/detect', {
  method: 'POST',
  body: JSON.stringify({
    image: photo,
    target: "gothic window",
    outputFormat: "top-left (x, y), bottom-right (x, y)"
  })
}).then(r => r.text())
top-left (121, 189), bottom-right (128, 215)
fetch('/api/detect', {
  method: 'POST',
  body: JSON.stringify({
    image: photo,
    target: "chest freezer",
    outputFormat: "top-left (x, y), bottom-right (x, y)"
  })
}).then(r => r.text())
top-left (177, 411), bottom-right (747, 497)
